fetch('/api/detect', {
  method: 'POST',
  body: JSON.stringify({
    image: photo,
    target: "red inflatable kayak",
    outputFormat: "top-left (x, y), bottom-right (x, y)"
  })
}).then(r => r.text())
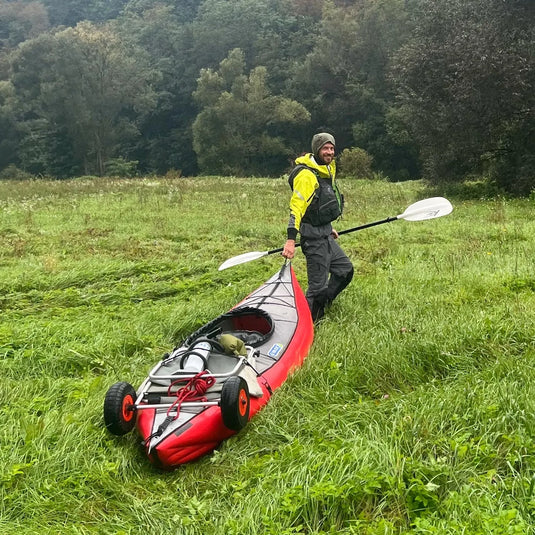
top-left (103, 263), bottom-right (314, 469)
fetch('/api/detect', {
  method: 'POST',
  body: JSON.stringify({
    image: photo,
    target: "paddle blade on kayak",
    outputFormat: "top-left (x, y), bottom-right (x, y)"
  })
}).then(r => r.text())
top-left (218, 250), bottom-right (269, 271)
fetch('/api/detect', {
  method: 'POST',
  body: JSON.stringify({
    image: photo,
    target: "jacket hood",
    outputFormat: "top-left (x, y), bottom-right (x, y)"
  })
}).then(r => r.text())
top-left (295, 153), bottom-right (336, 179)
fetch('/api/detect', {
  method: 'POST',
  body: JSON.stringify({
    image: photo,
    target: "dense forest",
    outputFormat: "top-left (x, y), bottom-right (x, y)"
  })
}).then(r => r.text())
top-left (0, 0), bottom-right (533, 193)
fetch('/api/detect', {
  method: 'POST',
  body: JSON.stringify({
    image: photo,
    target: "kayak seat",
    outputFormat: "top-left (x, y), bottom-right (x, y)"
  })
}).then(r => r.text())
top-left (184, 306), bottom-right (274, 348)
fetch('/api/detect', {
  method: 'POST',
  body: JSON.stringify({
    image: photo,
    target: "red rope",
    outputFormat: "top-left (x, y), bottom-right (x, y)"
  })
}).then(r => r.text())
top-left (166, 371), bottom-right (216, 420)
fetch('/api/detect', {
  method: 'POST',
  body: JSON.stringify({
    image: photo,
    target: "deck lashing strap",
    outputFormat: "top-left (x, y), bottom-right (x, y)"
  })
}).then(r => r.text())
top-left (144, 371), bottom-right (216, 446)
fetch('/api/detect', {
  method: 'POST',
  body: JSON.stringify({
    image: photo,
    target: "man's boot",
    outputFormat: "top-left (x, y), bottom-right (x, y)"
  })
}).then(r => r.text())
top-left (309, 293), bottom-right (327, 323)
top-left (325, 268), bottom-right (354, 306)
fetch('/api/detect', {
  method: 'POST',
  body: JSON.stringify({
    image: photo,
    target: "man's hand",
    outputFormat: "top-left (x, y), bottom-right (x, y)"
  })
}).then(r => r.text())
top-left (282, 239), bottom-right (296, 259)
top-left (331, 229), bottom-right (339, 239)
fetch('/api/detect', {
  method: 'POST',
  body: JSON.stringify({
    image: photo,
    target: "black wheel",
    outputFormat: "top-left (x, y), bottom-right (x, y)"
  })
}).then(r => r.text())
top-left (220, 376), bottom-right (250, 431)
top-left (104, 382), bottom-right (137, 436)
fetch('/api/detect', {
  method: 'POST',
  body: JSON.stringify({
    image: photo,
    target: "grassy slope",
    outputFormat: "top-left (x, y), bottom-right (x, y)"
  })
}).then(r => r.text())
top-left (1, 177), bottom-right (534, 534)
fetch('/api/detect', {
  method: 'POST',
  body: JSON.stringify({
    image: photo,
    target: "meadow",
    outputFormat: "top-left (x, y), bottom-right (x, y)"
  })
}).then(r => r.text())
top-left (1, 176), bottom-right (535, 534)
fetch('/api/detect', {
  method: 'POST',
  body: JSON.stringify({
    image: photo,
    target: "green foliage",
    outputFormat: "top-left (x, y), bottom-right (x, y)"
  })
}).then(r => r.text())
top-left (287, 0), bottom-right (417, 180)
top-left (486, 120), bottom-right (535, 196)
top-left (9, 22), bottom-right (157, 177)
top-left (0, 0), bottom-right (532, 192)
top-left (0, 163), bottom-right (33, 180)
top-left (0, 0), bottom-right (49, 50)
top-left (193, 49), bottom-right (310, 176)
top-left (338, 147), bottom-right (374, 179)
top-left (116, 2), bottom-right (203, 175)
top-left (104, 157), bottom-right (139, 178)
top-left (40, 0), bottom-right (128, 26)
top-left (123, 0), bottom-right (200, 22)
top-left (391, 0), bottom-right (534, 192)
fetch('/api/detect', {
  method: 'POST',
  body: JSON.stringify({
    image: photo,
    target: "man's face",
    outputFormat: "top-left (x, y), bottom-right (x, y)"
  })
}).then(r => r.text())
top-left (318, 143), bottom-right (335, 164)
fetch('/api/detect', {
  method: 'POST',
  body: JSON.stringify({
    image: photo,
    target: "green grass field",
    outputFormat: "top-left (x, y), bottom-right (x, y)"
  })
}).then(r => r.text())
top-left (1, 176), bottom-right (535, 534)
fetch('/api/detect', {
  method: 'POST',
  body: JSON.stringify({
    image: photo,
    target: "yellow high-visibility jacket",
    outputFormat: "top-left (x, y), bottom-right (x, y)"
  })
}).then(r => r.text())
top-left (287, 153), bottom-right (340, 240)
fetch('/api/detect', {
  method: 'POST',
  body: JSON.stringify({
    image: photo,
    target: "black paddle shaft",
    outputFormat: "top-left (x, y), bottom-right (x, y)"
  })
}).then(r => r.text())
top-left (266, 216), bottom-right (398, 255)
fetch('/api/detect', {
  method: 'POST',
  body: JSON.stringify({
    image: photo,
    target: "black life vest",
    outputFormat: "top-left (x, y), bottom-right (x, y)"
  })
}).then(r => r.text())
top-left (288, 164), bottom-right (344, 227)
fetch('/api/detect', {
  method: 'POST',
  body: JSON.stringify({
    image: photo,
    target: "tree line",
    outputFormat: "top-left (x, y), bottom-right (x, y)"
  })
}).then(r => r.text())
top-left (0, 0), bottom-right (533, 193)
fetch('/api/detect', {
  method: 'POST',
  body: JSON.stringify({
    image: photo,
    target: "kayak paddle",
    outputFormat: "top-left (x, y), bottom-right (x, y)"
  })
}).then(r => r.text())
top-left (218, 196), bottom-right (453, 271)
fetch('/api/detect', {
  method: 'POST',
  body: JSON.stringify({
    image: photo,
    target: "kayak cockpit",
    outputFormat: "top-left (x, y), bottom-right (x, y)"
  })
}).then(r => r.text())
top-left (134, 306), bottom-right (272, 414)
top-left (184, 305), bottom-right (274, 348)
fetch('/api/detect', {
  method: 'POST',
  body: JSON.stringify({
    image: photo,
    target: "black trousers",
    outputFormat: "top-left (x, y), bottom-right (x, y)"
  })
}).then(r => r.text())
top-left (301, 234), bottom-right (354, 320)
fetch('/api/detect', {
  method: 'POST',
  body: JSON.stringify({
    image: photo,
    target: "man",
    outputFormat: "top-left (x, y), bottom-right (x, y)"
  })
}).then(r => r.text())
top-left (282, 132), bottom-right (354, 322)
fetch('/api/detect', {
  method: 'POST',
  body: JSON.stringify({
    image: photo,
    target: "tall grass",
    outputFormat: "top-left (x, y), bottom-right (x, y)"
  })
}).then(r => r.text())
top-left (1, 177), bottom-right (535, 534)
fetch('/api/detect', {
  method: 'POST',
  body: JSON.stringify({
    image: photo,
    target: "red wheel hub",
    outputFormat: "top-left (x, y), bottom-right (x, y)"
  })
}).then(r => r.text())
top-left (238, 389), bottom-right (248, 417)
top-left (122, 394), bottom-right (135, 422)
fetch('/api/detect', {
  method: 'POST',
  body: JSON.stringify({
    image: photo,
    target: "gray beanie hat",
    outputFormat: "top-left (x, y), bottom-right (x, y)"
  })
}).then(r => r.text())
top-left (311, 132), bottom-right (335, 156)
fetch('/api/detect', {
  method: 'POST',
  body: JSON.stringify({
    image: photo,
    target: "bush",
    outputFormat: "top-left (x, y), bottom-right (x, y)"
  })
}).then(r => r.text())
top-left (0, 164), bottom-right (35, 180)
top-left (164, 169), bottom-right (183, 180)
top-left (104, 158), bottom-right (138, 178)
top-left (338, 147), bottom-right (374, 179)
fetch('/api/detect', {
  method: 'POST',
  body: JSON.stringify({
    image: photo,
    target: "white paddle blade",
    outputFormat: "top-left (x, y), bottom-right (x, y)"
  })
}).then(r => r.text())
top-left (218, 251), bottom-right (269, 271)
top-left (397, 197), bottom-right (453, 222)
